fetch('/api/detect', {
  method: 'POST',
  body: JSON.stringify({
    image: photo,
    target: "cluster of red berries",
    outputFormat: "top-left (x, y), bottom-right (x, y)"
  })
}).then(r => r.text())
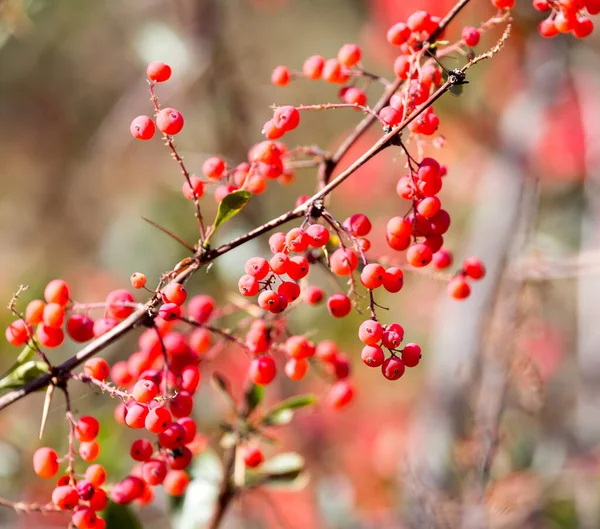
top-left (535, 0), bottom-right (598, 38)
top-left (4, 280), bottom-right (139, 348)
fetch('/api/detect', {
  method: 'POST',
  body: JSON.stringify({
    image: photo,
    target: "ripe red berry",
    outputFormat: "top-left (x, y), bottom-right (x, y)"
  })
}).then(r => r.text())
top-left (130, 116), bottom-right (156, 140)
top-left (539, 18), bottom-right (559, 38)
top-left (316, 340), bottom-right (338, 362)
top-left (360, 263), bottom-right (386, 289)
top-left (303, 285), bottom-right (324, 305)
top-left (383, 267), bottom-right (404, 293)
top-left (432, 248), bottom-right (453, 270)
top-left (382, 356), bottom-right (405, 380)
top-left (79, 440), bottom-right (100, 462)
top-left (159, 302), bottom-right (181, 321)
top-left (402, 343), bottom-right (422, 367)
top-left (143, 459), bottom-right (168, 485)
top-left (285, 228), bottom-right (309, 253)
top-left (125, 403), bottom-right (149, 429)
top-left (250, 355), bottom-right (277, 385)
top-left (33, 447), bottom-right (59, 478)
top-left (52, 485), bottom-right (79, 509)
top-left (285, 358), bottom-right (309, 381)
top-left (342, 87), bottom-right (367, 106)
top-left (43, 302), bottom-right (64, 328)
top-left (130, 439), bottom-right (153, 462)
top-left (37, 324), bottom-right (64, 348)
top-left (188, 295), bottom-right (215, 324)
top-left (337, 43), bottom-right (361, 67)
top-left (303, 55), bottom-right (325, 79)
top-left (343, 213), bottom-right (372, 237)
top-left (202, 157), bottom-right (226, 179)
top-left (271, 65), bottom-right (291, 86)
top-left (447, 276), bottom-right (471, 299)
top-left (67, 314), bottom-right (94, 343)
top-left (170, 391), bottom-right (194, 417)
top-left (330, 248), bottom-right (358, 276)
top-left (156, 108), bottom-right (184, 135)
top-left (361, 344), bottom-right (385, 367)
top-left (5, 319), bottom-right (31, 346)
top-left (327, 294), bottom-right (352, 318)
top-left (278, 281), bottom-right (301, 302)
top-left (463, 257), bottom-right (486, 280)
top-left (358, 320), bottom-right (384, 345)
top-left (111, 476), bottom-right (145, 504)
top-left (407, 243), bottom-right (433, 268)
top-left (146, 61), bottom-right (172, 82)
top-left (76, 416), bottom-right (100, 442)
top-left (387, 22), bottom-right (411, 45)
top-left (25, 299), bottom-right (45, 325)
top-left (93, 317), bottom-right (119, 338)
top-left (159, 423), bottom-right (187, 450)
top-left (44, 279), bottom-right (70, 306)
top-left (327, 380), bottom-right (354, 409)
top-left (72, 507), bottom-right (98, 529)
top-left (379, 106), bottom-right (403, 126)
top-left (462, 26), bottom-right (481, 46)
top-left (132, 379), bottom-right (159, 403)
top-left (130, 272), bottom-right (147, 289)
top-left (244, 446), bottom-right (264, 468)
top-left (273, 105), bottom-right (300, 132)
top-left (106, 289), bottom-right (135, 319)
top-left (163, 470), bottom-right (190, 496)
top-left (85, 464), bottom-right (107, 487)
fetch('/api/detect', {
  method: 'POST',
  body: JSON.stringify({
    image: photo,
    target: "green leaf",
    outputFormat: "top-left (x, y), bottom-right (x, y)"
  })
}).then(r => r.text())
top-left (0, 342), bottom-right (37, 381)
top-left (245, 383), bottom-right (264, 416)
top-left (207, 190), bottom-right (252, 243)
top-left (210, 373), bottom-right (237, 413)
top-left (246, 452), bottom-right (308, 491)
top-left (103, 502), bottom-right (143, 529)
top-left (0, 360), bottom-right (49, 391)
top-left (261, 394), bottom-right (316, 426)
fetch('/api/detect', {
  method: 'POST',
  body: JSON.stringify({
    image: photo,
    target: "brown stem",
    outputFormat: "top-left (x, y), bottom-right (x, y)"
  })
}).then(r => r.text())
top-left (0, 0), bottom-right (482, 414)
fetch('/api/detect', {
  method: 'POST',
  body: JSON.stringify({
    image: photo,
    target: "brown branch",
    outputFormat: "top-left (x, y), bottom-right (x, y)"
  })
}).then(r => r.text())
top-left (0, 0), bottom-right (482, 415)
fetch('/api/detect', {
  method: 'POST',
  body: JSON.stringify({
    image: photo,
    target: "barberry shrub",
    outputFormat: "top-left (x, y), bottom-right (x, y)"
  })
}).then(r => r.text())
top-left (0, 0), bottom-right (596, 527)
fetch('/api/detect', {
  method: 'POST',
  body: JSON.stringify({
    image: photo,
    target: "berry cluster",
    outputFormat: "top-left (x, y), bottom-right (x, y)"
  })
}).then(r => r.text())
top-left (534, 0), bottom-right (598, 38)
top-left (2, 1), bottom-right (586, 526)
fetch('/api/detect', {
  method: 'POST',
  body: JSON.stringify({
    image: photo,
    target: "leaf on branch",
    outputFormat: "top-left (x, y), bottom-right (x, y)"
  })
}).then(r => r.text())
top-left (261, 394), bottom-right (316, 426)
top-left (207, 190), bottom-right (252, 242)
top-left (246, 452), bottom-right (308, 491)
top-left (0, 360), bottom-right (49, 392)
top-left (103, 502), bottom-right (143, 529)
top-left (245, 383), bottom-right (264, 416)
top-left (0, 342), bottom-right (37, 382)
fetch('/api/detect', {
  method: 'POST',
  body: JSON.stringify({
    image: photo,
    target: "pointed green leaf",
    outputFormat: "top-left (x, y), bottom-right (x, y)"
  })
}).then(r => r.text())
top-left (0, 360), bottom-right (49, 391)
top-left (103, 502), bottom-right (143, 529)
top-left (261, 394), bottom-right (316, 426)
top-left (245, 383), bottom-right (264, 416)
top-left (0, 342), bottom-right (37, 381)
top-left (207, 190), bottom-right (252, 242)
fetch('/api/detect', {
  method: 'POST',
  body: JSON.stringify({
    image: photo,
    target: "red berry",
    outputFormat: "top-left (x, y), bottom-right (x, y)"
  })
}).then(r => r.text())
top-left (25, 300), bottom-right (45, 325)
top-left (130, 116), bottom-right (155, 140)
top-left (273, 105), bottom-right (300, 132)
top-left (447, 276), bottom-right (471, 299)
top-left (170, 391), bottom-right (194, 417)
top-left (72, 507), bottom-right (97, 529)
top-left (360, 263), bottom-right (386, 289)
top-left (407, 243), bottom-right (433, 268)
top-left (188, 295), bottom-right (214, 324)
top-left (285, 358), bottom-right (309, 381)
top-left (383, 267), bottom-right (404, 293)
top-left (79, 440), bottom-right (100, 462)
top-left (125, 403), bottom-right (149, 429)
top-left (244, 446), bottom-right (264, 468)
top-left (159, 423), bottom-right (187, 450)
top-left (44, 279), bottom-right (70, 306)
top-left (462, 26), bottom-right (481, 46)
top-left (249, 355), bottom-right (277, 385)
top-left (130, 272), bottom-right (147, 289)
top-left (327, 294), bottom-right (352, 318)
top-left (379, 106), bottom-right (403, 126)
top-left (147, 61), bottom-right (172, 82)
top-left (132, 379), bottom-right (159, 403)
top-left (111, 476), bottom-right (145, 504)
top-left (67, 314), bottom-right (94, 343)
top-left (327, 380), bottom-right (354, 409)
top-left (159, 303), bottom-right (181, 321)
top-left (358, 320), bottom-right (383, 345)
top-left (463, 257), bottom-right (486, 280)
top-left (402, 343), bottom-right (422, 367)
top-left (432, 248), bottom-right (453, 270)
top-left (316, 340), bottom-right (338, 362)
top-left (76, 416), bottom-right (100, 442)
top-left (382, 356), bottom-right (405, 380)
top-left (5, 319), bottom-right (31, 346)
top-left (202, 157), bottom-right (226, 179)
top-left (303, 55), bottom-right (325, 79)
top-left (156, 108), bottom-right (184, 135)
top-left (37, 324), bottom-right (64, 348)
top-left (33, 447), bottom-right (59, 478)
top-left (330, 248), bottom-right (358, 276)
top-left (337, 43), bottom-right (361, 67)
top-left (361, 344), bottom-right (385, 367)
top-left (387, 22), bottom-right (411, 45)
top-left (163, 470), bottom-right (190, 496)
top-left (271, 65), bottom-right (291, 86)
top-left (93, 317), bottom-right (119, 338)
top-left (106, 289), bottom-right (135, 319)
top-left (303, 285), bottom-right (324, 305)
top-left (52, 485), bottom-right (79, 509)
top-left (343, 213), bottom-right (372, 237)
top-left (85, 464), bottom-right (107, 487)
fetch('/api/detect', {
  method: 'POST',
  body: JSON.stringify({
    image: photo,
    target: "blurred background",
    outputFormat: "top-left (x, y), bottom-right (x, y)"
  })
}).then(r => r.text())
top-left (1, 0), bottom-right (600, 527)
